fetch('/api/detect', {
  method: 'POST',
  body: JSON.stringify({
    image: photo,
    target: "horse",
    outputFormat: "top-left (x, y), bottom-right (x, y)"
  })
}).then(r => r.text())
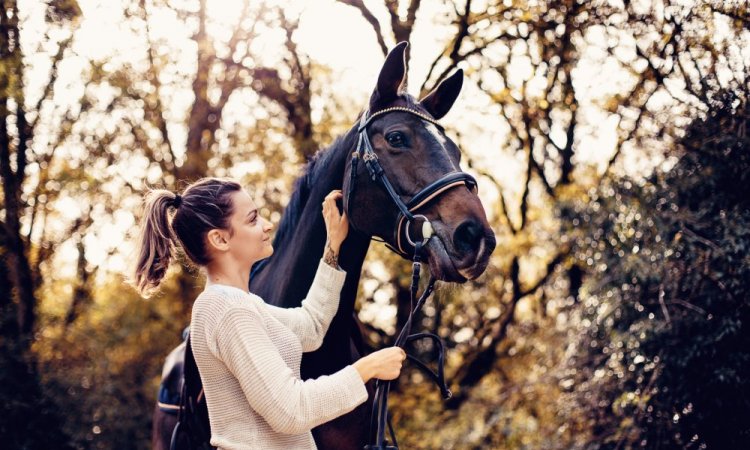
top-left (152, 41), bottom-right (496, 450)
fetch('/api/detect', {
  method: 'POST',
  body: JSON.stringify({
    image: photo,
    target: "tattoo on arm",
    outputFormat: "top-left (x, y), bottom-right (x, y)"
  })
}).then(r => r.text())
top-left (323, 241), bottom-right (339, 268)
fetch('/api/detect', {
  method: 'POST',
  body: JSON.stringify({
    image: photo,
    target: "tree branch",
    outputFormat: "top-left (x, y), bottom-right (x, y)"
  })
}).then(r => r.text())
top-left (29, 35), bottom-right (74, 132)
top-left (446, 250), bottom-right (567, 408)
top-left (138, 0), bottom-right (177, 165)
top-left (336, 0), bottom-right (388, 56)
top-left (465, 154), bottom-right (517, 234)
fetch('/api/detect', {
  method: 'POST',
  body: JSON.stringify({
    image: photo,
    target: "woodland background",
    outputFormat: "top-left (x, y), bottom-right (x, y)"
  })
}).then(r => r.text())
top-left (1, 0), bottom-right (749, 449)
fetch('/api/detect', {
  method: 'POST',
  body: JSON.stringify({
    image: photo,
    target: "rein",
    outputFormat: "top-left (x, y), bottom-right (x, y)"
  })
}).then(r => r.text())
top-left (365, 241), bottom-right (448, 450)
top-left (346, 107), bottom-right (475, 449)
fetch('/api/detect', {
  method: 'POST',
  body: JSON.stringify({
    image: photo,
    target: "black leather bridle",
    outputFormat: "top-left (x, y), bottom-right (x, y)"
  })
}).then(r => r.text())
top-left (347, 106), bottom-right (478, 258)
top-left (347, 107), bottom-right (476, 450)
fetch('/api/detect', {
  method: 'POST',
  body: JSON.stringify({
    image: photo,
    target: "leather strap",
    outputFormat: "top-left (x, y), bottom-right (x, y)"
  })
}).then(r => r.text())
top-left (350, 108), bottom-right (479, 258)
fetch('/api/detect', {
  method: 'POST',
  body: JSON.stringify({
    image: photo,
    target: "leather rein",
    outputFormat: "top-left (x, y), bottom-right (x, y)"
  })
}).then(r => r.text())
top-left (346, 106), bottom-right (476, 450)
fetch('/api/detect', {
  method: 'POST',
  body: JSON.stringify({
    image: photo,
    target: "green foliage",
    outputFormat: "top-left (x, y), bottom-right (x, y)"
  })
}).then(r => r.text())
top-left (563, 89), bottom-right (750, 449)
top-left (33, 269), bottom-right (194, 449)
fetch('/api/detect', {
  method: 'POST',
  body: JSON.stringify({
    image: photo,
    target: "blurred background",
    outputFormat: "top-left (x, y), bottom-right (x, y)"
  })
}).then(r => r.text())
top-left (1, 0), bottom-right (748, 449)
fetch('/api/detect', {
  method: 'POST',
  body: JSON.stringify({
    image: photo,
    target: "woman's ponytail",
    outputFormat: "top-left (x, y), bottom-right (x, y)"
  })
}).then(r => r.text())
top-left (132, 189), bottom-right (180, 296)
top-left (130, 177), bottom-right (241, 296)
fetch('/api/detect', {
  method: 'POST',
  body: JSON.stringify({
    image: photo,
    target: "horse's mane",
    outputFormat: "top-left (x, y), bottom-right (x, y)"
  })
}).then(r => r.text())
top-left (251, 127), bottom-right (358, 278)
top-left (274, 150), bottom-right (332, 246)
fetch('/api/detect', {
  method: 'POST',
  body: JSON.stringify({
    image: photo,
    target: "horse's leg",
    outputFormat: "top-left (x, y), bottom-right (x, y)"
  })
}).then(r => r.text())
top-left (151, 405), bottom-right (178, 450)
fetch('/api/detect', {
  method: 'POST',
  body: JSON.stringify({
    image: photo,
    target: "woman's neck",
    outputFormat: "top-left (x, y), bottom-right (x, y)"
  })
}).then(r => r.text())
top-left (205, 260), bottom-right (253, 293)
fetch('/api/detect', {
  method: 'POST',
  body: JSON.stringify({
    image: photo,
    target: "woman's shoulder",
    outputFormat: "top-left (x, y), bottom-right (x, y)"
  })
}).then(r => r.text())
top-left (193, 285), bottom-right (263, 324)
top-left (200, 283), bottom-right (251, 300)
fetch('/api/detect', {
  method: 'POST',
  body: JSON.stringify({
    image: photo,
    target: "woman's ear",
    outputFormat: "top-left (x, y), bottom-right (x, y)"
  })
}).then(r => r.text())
top-left (206, 229), bottom-right (230, 252)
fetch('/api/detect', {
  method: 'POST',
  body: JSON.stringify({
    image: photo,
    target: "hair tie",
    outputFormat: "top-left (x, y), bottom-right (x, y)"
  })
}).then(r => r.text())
top-left (173, 194), bottom-right (182, 208)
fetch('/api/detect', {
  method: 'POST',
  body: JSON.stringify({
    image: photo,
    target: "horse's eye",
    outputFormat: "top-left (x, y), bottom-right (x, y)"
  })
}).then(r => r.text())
top-left (386, 131), bottom-right (407, 148)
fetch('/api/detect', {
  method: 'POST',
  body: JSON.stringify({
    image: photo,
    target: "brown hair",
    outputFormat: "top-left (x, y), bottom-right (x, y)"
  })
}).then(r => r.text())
top-left (132, 177), bottom-right (242, 295)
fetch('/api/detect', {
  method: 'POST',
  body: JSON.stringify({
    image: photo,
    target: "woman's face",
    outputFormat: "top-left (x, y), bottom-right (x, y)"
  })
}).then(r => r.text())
top-left (225, 190), bottom-right (274, 264)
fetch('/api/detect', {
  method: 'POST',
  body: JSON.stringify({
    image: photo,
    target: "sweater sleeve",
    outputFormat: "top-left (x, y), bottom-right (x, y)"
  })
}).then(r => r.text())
top-left (214, 305), bottom-right (368, 435)
top-left (262, 259), bottom-right (347, 352)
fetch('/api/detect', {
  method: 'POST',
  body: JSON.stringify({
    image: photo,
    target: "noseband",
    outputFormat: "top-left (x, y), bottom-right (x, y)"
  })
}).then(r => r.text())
top-left (346, 106), bottom-right (478, 257)
top-left (348, 107), bottom-right (475, 450)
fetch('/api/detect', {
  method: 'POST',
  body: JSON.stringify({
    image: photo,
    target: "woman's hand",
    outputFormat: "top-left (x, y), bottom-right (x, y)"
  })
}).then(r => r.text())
top-left (322, 190), bottom-right (348, 267)
top-left (352, 347), bottom-right (407, 383)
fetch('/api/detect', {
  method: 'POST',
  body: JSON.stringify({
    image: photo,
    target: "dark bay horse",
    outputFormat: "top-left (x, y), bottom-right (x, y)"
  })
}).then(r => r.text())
top-left (153, 42), bottom-right (496, 450)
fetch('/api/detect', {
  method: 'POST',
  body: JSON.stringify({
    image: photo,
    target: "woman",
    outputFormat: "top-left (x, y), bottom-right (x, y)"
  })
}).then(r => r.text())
top-left (132, 177), bottom-right (405, 450)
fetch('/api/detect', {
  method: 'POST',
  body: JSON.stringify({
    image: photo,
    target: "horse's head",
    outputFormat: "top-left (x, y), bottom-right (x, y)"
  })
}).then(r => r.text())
top-left (343, 42), bottom-right (496, 282)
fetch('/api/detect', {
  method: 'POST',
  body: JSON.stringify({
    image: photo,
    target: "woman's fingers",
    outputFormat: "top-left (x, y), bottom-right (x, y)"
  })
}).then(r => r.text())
top-left (322, 191), bottom-right (343, 217)
top-left (322, 190), bottom-right (349, 248)
top-left (327, 189), bottom-right (342, 198)
top-left (322, 191), bottom-right (342, 212)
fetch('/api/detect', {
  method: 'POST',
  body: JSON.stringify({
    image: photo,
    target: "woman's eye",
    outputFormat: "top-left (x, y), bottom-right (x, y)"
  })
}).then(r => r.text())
top-left (386, 131), bottom-right (407, 148)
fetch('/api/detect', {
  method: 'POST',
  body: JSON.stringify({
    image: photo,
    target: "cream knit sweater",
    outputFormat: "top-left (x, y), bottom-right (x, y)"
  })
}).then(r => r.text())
top-left (190, 259), bottom-right (369, 450)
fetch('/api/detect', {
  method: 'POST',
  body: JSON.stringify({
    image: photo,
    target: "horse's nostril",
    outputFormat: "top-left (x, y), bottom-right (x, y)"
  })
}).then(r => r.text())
top-left (453, 220), bottom-right (483, 255)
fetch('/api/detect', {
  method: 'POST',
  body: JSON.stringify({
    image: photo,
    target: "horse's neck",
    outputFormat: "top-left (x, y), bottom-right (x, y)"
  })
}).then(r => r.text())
top-left (250, 127), bottom-right (371, 371)
top-left (256, 214), bottom-right (371, 314)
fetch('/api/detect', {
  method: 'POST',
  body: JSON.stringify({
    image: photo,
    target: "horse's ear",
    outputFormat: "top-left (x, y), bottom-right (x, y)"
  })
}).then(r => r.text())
top-left (419, 69), bottom-right (463, 120)
top-left (370, 41), bottom-right (408, 110)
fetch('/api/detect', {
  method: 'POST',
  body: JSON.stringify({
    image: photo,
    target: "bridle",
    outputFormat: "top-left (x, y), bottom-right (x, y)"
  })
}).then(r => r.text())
top-left (346, 106), bottom-right (478, 258)
top-left (346, 106), bottom-right (476, 450)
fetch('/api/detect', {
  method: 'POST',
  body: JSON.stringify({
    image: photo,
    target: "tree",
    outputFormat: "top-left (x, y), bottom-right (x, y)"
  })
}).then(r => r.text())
top-left (563, 82), bottom-right (750, 448)
top-left (0, 1), bottom-right (85, 447)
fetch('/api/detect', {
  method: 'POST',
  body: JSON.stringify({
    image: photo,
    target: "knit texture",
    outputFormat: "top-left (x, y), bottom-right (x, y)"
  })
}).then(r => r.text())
top-left (190, 259), bottom-right (368, 450)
